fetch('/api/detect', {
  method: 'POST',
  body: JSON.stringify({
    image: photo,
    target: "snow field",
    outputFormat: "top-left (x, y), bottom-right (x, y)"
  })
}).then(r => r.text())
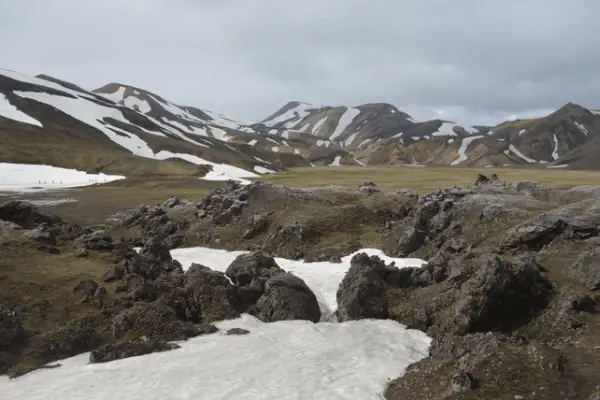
top-left (1, 247), bottom-right (431, 400)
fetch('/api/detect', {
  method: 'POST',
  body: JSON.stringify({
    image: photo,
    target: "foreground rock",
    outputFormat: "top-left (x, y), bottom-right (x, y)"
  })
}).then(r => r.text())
top-left (89, 338), bottom-right (181, 363)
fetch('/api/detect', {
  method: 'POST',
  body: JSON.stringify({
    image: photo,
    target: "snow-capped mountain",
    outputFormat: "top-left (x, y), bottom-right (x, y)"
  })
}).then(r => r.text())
top-left (2, 66), bottom-right (600, 173)
top-left (0, 69), bottom-right (311, 182)
top-left (255, 100), bottom-right (600, 168)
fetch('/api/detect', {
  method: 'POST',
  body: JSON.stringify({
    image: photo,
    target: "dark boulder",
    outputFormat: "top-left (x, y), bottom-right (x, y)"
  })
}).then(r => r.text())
top-left (256, 272), bottom-right (321, 323)
top-left (89, 337), bottom-right (181, 363)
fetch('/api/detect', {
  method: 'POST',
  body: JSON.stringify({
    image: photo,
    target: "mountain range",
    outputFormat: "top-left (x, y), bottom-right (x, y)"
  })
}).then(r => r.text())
top-left (2, 67), bottom-right (600, 181)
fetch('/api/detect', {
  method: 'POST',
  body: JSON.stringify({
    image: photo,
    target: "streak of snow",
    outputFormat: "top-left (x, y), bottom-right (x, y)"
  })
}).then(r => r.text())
top-left (391, 132), bottom-right (404, 139)
top-left (311, 115), bottom-right (328, 135)
top-left (330, 107), bottom-right (360, 141)
top-left (254, 165), bottom-right (276, 174)
top-left (1, 68), bottom-right (99, 101)
top-left (448, 138), bottom-right (454, 144)
top-left (451, 135), bottom-right (484, 166)
top-left (264, 103), bottom-right (313, 127)
top-left (0, 163), bottom-right (124, 192)
top-left (432, 122), bottom-right (479, 137)
top-left (0, 93), bottom-right (42, 127)
top-left (330, 155), bottom-right (342, 167)
top-left (575, 122), bottom-right (588, 135)
top-left (154, 151), bottom-right (258, 184)
top-left (294, 149), bottom-right (300, 154)
top-left (552, 134), bottom-right (560, 160)
top-left (508, 145), bottom-right (537, 163)
top-left (16, 91), bottom-right (157, 157)
top-left (518, 129), bottom-right (526, 136)
top-left (271, 146), bottom-right (279, 152)
top-left (247, 139), bottom-right (258, 146)
top-left (344, 131), bottom-right (359, 147)
top-left (266, 137), bottom-right (279, 145)
top-left (253, 156), bottom-right (269, 164)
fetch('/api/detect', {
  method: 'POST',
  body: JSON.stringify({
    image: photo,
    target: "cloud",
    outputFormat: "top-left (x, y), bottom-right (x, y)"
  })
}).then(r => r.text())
top-left (2, 0), bottom-right (599, 125)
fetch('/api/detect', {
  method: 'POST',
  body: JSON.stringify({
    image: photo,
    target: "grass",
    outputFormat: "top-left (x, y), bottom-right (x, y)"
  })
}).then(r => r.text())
top-left (259, 166), bottom-right (600, 194)
top-left (493, 118), bottom-right (541, 131)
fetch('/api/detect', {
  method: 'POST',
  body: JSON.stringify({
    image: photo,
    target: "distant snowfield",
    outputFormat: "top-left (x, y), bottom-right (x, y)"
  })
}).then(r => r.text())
top-left (1, 247), bottom-right (431, 400)
top-left (0, 163), bottom-right (124, 192)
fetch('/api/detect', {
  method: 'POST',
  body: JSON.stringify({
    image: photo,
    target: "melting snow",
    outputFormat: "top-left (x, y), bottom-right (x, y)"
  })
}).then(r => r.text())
top-left (391, 132), bottom-right (404, 139)
top-left (123, 96), bottom-right (152, 114)
top-left (265, 103), bottom-right (313, 128)
top-left (330, 155), bottom-right (342, 167)
top-left (507, 145), bottom-right (537, 163)
top-left (154, 151), bottom-right (258, 183)
top-left (451, 135), bottom-right (484, 166)
top-left (247, 139), bottom-right (258, 146)
top-left (344, 131), bottom-right (359, 147)
top-left (575, 122), bottom-right (588, 135)
top-left (552, 134), bottom-right (560, 160)
top-left (311, 115), bottom-right (329, 135)
top-left (432, 122), bottom-right (479, 137)
top-left (97, 86), bottom-right (126, 103)
top-left (271, 146), bottom-right (279, 152)
top-left (1, 247), bottom-right (430, 400)
top-left (0, 163), bottom-right (124, 192)
top-left (294, 149), bottom-right (300, 154)
top-left (15, 91), bottom-right (158, 157)
top-left (518, 129), bottom-right (526, 136)
top-left (0, 93), bottom-right (43, 127)
top-left (330, 107), bottom-right (360, 141)
top-left (253, 165), bottom-right (276, 174)
top-left (448, 138), bottom-right (454, 144)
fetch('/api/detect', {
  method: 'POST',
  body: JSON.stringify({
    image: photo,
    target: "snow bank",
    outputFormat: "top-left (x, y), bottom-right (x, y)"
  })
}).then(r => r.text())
top-left (451, 135), bottom-right (484, 166)
top-left (154, 150), bottom-right (259, 184)
top-left (0, 247), bottom-right (430, 400)
top-left (330, 107), bottom-right (360, 141)
top-left (0, 93), bottom-right (42, 127)
top-left (0, 163), bottom-right (124, 192)
top-left (330, 155), bottom-right (342, 167)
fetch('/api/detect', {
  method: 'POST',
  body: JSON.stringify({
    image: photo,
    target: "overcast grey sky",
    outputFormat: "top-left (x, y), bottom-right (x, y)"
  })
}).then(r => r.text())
top-left (2, 0), bottom-right (599, 125)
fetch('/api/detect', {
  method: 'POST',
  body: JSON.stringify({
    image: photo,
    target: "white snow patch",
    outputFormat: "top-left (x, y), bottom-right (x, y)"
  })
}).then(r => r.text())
top-left (575, 122), bottom-right (588, 135)
top-left (266, 137), bottom-right (280, 145)
top-left (27, 198), bottom-right (78, 206)
top-left (432, 122), bottom-right (478, 137)
top-left (264, 103), bottom-right (313, 128)
top-left (451, 135), bottom-right (484, 166)
top-left (282, 140), bottom-right (290, 147)
top-left (508, 145), bottom-right (537, 163)
top-left (518, 129), bottom-right (526, 136)
top-left (154, 151), bottom-right (257, 184)
top-left (0, 93), bottom-right (43, 127)
top-left (281, 130), bottom-right (290, 139)
top-left (359, 138), bottom-right (374, 147)
top-left (0, 163), bottom-right (124, 192)
top-left (0, 247), bottom-right (429, 400)
top-left (252, 156), bottom-right (269, 164)
top-left (311, 115), bottom-right (329, 135)
top-left (344, 131), bottom-right (359, 147)
top-left (391, 132), bottom-right (404, 139)
top-left (170, 247), bottom-right (426, 322)
top-left (15, 91), bottom-right (158, 157)
top-left (591, 110), bottom-right (600, 115)
top-left (97, 86), bottom-right (126, 103)
top-left (330, 155), bottom-right (342, 167)
top-left (547, 164), bottom-right (569, 169)
top-left (330, 107), bottom-right (360, 141)
top-left (294, 148), bottom-right (300, 154)
top-left (253, 165), bottom-right (276, 174)
top-left (448, 138), bottom-right (454, 144)
top-left (123, 96), bottom-right (151, 114)
top-left (552, 134), bottom-right (560, 160)
top-left (271, 146), bottom-right (279, 152)
top-left (247, 139), bottom-right (258, 146)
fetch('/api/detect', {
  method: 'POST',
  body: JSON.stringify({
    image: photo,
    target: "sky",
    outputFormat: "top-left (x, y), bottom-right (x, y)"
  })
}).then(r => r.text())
top-left (1, 0), bottom-right (600, 126)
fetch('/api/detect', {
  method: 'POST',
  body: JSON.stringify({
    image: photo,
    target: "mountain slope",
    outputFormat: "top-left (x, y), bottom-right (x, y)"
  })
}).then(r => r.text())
top-left (0, 69), bottom-right (310, 181)
top-left (257, 100), bottom-right (600, 168)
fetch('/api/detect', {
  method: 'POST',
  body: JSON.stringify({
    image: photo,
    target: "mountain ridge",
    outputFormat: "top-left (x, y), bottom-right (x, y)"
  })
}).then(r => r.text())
top-left (2, 67), bottom-right (600, 176)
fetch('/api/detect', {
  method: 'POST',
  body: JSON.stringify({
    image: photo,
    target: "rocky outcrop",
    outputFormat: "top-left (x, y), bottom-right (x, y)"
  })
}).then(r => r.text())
top-left (89, 337), bottom-right (181, 363)
top-left (256, 272), bottom-right (321, 323)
